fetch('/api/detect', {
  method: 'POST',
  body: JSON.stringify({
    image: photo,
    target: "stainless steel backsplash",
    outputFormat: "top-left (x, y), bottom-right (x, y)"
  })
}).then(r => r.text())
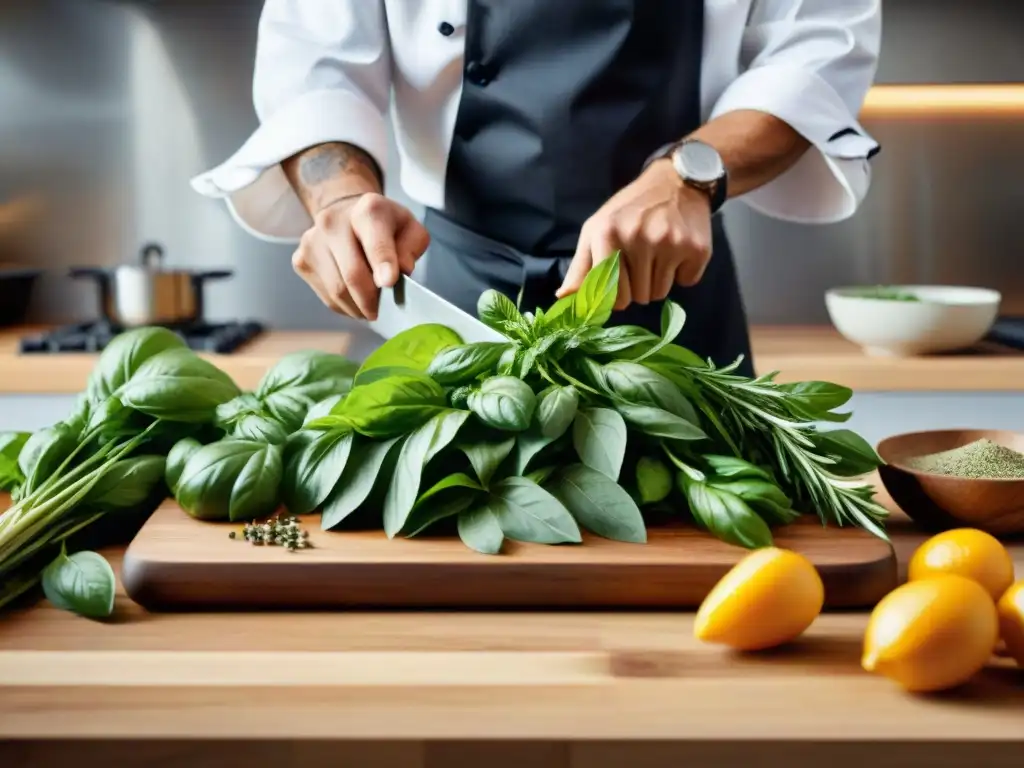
top-left (2, 0), bottom-right (1022, 329)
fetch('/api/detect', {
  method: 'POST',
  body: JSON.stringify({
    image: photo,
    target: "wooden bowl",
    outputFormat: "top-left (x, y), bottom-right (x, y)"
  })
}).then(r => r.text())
top-left (876, 429), bottom-right (1024, 537)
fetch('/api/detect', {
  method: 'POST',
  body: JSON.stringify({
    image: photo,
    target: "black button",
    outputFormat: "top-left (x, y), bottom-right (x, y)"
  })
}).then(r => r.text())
top-left (465, 60), bottom-right (492, 86)
top-left (438, 21), bottom-right (454, 36)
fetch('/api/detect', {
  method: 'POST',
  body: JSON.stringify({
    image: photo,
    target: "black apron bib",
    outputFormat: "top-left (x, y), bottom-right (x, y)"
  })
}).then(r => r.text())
top-left (422, 0), bottom-right (754, 376)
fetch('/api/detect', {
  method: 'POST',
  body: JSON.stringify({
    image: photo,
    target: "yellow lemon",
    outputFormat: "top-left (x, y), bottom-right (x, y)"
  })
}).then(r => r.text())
top-left (997, 580), bottom-right (1024, 666)
top-left (694, 547), bottom-right (824, 651)
top-left (907, 528), bottom-right (1014, 600)
top-left (862, 574), bottom-right (998, 692)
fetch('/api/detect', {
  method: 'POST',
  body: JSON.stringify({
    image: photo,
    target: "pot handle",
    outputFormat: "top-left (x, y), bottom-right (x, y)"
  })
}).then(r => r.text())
top-left (188, 271), bottom-right (234, 320)
top-left (140, 242), bottom-right (164, 268)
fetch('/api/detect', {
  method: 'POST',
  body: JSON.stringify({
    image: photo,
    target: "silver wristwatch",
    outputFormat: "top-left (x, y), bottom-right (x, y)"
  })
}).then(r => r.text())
top-left (644, 138), bottom-right (728, 213)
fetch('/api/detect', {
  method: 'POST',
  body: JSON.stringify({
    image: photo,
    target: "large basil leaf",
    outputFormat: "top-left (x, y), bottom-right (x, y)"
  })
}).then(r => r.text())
top-left (640, 343), bottom-right (706, 370)
top-left (459, 435), bottom-right (515, 487)
top-left (488, 477), bottom-right (581, 545)
top-left (809, 429), bottom-right (882, 477)
top-left (18, 422), bottom-right (79, 496)
top-left (175, 439), bottom-right (281, 521)
top-left (358, 324), bottom-right (463, 379)
top-left (402, 472), bottom-right (484, 537)
top-left (601, 361), bottom-right (699, 424)
top-left (616, 403), bottom-right (706, 441)
top-left (778, 381), bottom-right (853, 419)
top-left (117, 348), bottom-right (241, 422)
top-left (0, 431), bottom-right (29, 491)
top-left (457, 503), bottom-right (505, 555)
top-left (331, 372), bottom-right (448, 437)
top-left (681, 478), bottom-right (773, 549)
top-left (41, 548), bottom-right (116, 619)
top-left (513, 386), bottom-right (578, 473)
top-left (303, 394), bottom-right (345, 426)
top-left (570, 252), bottom-right (619, 328)
top-left (427, 342), bottom-right (510, 386)
top-left (571, 407), bottom-right (627, 480)
top-left (86, 455), bottom-right (166, 509)
top-left (229, 442), bottom-right (284, 522)
top-left (547, 464), bottom-right (646, 543)
top-left (635, 456), bottom-right (673, 505)
top-left (281, 428), bottom-right (353, 515)
top-left (708, 477), bottom-right (800, 525)
top-left (631, 301), bottom-right (687, 362)
top-left (321, 435), bottom-right (404, 530)
top-left (467, 376), bottom-right (537, 432)
top-left (382, 410), bottom-right (469, 537)
top-left (256, 351), bottom-right (358, 431)
top-left (165, 437), bottom-right (203, 492)
top-left (578, 325), bottom-right (658, 355)
top-left (86, 326), bottom-right (187, 403)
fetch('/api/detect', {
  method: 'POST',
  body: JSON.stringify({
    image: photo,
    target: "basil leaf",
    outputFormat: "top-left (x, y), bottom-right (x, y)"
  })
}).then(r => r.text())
top-left (617, 403), bottom-right (706, 441)
top-left (525, 465), bottom-right (557, 485)
top-left (281, 428), bottom-right (353, 515)
top-left (383, 410), bottom-right (470, 537)
top-left (42, 549), bottom-right (116, 619)
top-left (601, 361), bottom-right (699, 424)
top-left (681, 479), bottom-right (773, 549)
top-left (255, 351), bottom-right (358, 431)
top-left (572, 407), bottom-right (627, 480)
top-left (635, 456), bottom-right (673, 505)
top-left (165, 437), bottom-right (203, 493)
top-left (489, 477), bottom-right (582, 544)
top-left (571, 252), bottom-right (620, 327)
top-left (175, 440), bottom-right (271, 521)
top-left (0, 431), bottom-right (30, 491)
top-left (708, 477), bottom-right (799, 525)
top-left (702, 454), bottom-right (773, 482)
top-left (303, 394), bottom-right (345, 426)
top-left (632, 302), bottom-right (687, 362)
top-left (229, 443), bottom-right (284, 522)
top-left (459, 435), bottom-right (515, 487)
top-left (536, 385), bottom-right (579, 439)
top-left (403, 473), bottom-right (484, 537)
top-left (467, 376), bottom-right (537, 432)
top-left (578, 325), bottom-right (658, 355)
top-left (19, 422), bottom-right (79, 496)
top-left (339, 373), bottom-right (448, 437)
top-left (778, 381), bottom-right (853, 416)
top-left (496, 345), bottom-right (519, 375)
top-left (810, 429), bottom-right (882, 477)
top-left (427, 342), bottom-right (510, 386)
top-left (86, 455), bottom-right (166, 509)
top-left (548, 464), bottom-right (646, 543)
top-left (358, 324), bottom-right (463, 380)
top-left (118, 348), bottom-right (241, 422)
top-left (86, 326), bottom-right (187, 403)
top-left (321, 435), bottom-right (404, 530)
top-left (214, 393), bottom-right (262, 428)
top-left (639, 343), bottom-right (706, 369)
top-left (457, 503), bottom-right (505, 555)
top-left (477, 290), bottom-right (523, 333)
top-left (229, 413), bottom-right (291, 444)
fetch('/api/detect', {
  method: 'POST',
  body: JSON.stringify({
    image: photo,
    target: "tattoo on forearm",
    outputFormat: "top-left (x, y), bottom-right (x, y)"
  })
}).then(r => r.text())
top-left (297, 143), bottom-right (382, 188)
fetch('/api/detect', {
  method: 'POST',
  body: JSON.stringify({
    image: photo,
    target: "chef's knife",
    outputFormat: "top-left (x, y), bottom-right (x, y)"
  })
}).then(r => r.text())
top-left (367, 274), bottom-right (506, 344)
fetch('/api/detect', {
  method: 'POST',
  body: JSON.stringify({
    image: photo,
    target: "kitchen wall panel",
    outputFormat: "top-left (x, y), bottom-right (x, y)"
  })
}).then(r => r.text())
top-left (1, 0), bottom-right (1022, 329)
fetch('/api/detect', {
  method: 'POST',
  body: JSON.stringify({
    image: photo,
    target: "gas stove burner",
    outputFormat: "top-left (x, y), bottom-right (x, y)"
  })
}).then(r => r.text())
top-left (19, 320), bottom-right (264, 355)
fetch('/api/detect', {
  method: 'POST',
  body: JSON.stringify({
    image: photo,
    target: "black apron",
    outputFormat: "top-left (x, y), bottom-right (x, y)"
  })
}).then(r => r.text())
top-left (422, 0), bottom-right (755, 376)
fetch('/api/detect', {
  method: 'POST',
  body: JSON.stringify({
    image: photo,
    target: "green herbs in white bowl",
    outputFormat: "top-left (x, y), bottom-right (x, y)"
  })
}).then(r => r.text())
top-left (825, 285), bottom-right (1001, 357)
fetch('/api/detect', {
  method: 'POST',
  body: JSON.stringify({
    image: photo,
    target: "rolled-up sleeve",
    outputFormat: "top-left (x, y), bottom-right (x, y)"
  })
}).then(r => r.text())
top-left (711, 0), bottom-right (882, 224)
top-left (190, 0), bottom-right (391, 243)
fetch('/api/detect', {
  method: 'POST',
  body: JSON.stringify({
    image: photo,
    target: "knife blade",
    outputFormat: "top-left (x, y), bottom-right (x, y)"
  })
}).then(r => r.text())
top-left (366, 275), bottom-right (506, 344)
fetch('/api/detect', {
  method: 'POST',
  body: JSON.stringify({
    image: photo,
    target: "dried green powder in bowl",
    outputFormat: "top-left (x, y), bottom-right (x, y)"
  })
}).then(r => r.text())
top-left (904, 438), bottom-right (1024, 479)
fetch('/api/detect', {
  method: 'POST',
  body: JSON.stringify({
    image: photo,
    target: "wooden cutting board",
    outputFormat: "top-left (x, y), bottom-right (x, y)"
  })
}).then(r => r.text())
top-left (121, 501), bottom-right (898, 611)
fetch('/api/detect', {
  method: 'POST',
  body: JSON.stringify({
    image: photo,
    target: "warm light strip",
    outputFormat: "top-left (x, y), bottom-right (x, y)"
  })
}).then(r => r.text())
top-left (861, 84), bottom-right (1024, 117)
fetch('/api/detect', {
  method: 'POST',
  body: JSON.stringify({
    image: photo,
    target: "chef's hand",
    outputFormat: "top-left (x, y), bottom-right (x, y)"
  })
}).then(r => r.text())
top-left (557, 159), bottom-right (712, 310)
top-left (291, 193), bottom-right (430, 319)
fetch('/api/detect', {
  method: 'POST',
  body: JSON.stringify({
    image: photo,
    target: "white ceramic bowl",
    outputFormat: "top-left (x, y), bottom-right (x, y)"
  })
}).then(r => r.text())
top-left (825, 285), bottom-right (1001, 356)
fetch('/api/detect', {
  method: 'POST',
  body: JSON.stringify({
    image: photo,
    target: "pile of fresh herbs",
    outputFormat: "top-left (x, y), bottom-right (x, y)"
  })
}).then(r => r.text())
top-left (0, 252), bottom-right (888, 619)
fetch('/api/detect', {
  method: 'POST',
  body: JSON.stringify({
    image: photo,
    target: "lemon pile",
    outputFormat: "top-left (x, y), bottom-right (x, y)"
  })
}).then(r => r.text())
top-left (692, 527), bottom-right (1022, 694)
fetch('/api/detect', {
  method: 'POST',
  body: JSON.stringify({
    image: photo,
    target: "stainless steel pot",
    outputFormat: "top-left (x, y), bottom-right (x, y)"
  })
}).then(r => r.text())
top-left (70, 243), bottom-right (232, 327)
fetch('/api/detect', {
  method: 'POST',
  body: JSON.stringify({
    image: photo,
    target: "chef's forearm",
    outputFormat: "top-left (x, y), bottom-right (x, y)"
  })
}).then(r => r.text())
top-left (687, 109), bottom-right (811, 199)
top-left (282, 142), bottom-right (384, 215)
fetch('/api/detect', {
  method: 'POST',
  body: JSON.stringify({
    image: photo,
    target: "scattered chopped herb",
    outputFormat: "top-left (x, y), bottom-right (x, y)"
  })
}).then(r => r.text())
top-left (904, 439), bottom-right (1024, 479)
top-left (838, 286), bottom-right (921, 302)
top-left (231, 515), bottom-right (311, 552)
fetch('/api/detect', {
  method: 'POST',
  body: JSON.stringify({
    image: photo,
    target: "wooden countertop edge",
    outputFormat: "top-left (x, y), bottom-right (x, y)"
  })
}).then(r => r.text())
top-left (2, 327), bottom-right (1022, 394)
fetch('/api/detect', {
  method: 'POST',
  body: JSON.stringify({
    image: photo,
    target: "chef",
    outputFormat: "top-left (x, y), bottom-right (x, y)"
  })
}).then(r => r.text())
top-left (191, 1), bottom-right (881, 376)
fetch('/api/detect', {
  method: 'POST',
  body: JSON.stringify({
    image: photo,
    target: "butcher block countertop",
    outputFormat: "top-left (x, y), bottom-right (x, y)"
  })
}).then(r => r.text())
top-left (0, 489), bottom-right (1022, 763)
top-left (1, 325), bottom-right (1022, 394)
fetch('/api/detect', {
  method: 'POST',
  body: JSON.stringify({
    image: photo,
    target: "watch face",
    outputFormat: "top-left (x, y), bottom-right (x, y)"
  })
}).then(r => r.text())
top-left (674, 140), bottom-right (724, 183)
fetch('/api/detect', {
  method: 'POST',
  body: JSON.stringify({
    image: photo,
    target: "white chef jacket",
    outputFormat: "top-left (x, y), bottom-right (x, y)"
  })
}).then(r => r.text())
top-left (190, 0), bottom-right (882, 244)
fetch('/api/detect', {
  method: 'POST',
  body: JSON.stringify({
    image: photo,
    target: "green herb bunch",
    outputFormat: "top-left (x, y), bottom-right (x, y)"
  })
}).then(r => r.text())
top-left (284, 252), bottom-right (889, 555)
top-left (0, 332), bottom-right (356, 617)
